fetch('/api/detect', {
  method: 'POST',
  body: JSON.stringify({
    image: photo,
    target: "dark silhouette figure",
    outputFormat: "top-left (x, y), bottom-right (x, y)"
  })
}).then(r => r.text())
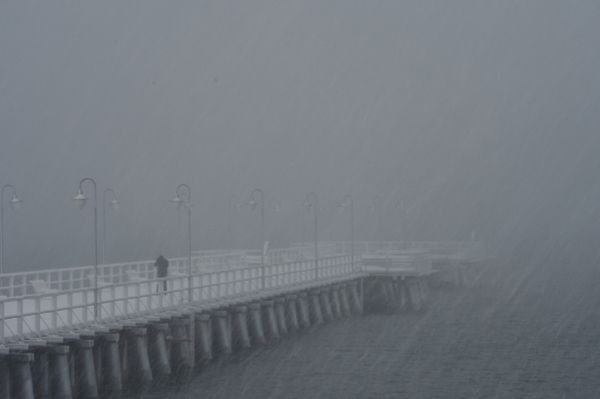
top-left (155, 255), bottom-right (169, 292)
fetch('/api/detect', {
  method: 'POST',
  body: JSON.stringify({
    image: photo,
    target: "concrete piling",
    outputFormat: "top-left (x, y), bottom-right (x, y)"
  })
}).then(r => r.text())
top-left (194, 313), bottom-right (213, 364)
top-left (330, 287), bottom-right (343, 319)
top-left (170, 317), bottom-right (194, 372)
top-left (297, 293), bottom-right (311, 330)
top-left (418, 279), bottom-right (429, 307)
top-left (319, 289), bottom-right (334, 322)
top-left (339, 285), bottom-right (352, 317)
top-left (73, 339), bottom-right (98, 399)
top-left (92, 341), bottom-right (102, 392)
top-left (410, 279), bottom-right (423, 311)
top-left (32, 349), bottom-right (49, 399)
top-left (126, 327), bottom-right (153, 386)
top-left (285, 295), bottom-right (300, 331)
top-left (274, 298), bottom-right (288, 336)
top-left (148, 323), bottom-right (171, 379)
top-left (349, 281), bottom-right (363, 314)
top-left (309, 291), bottom-right (323, 325)
top-left (48, 345), bottom-right (72, 399)
top-left (232, 306), bottom-right (251, 350)
top-left (10, 352), bottom-right (34, 399)
top-left (0, 356), bottom-right (9, 399)
top-left (262, 300), bottom-right (280, 341)
top-left (99, 334), bottom-right (122, 395)
top-left (214, 310), bottom-right (232, 356)
top-left (387, 280), bottom-right (398, 304)
top-left (248, 303), bottom-right (266, 345)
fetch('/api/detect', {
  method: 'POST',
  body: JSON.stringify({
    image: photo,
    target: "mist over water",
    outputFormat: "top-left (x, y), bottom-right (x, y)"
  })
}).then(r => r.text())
top-left (2, 1), bottom-right (600, 397)
top-left (1, 1), bottom-right (599, 272)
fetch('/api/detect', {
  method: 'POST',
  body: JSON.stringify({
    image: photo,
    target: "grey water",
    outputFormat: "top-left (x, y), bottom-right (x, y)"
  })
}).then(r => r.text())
top-left (123, 257), bottom-right (600, 399)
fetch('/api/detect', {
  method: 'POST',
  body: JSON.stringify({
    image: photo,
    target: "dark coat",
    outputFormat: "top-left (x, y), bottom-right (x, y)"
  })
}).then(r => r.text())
top-left (155, 255), bottom-right (169, 277)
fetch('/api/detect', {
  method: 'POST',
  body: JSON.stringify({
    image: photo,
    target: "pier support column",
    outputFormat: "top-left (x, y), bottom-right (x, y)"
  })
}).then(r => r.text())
top-left (232, 306), bottom-right (251, 351)
top-left (49, 345), bottom-right (72, 399)
top-left (213, 310), bottom-right (232, 356)
top-left (320, 289), bottom-right (334, 322)
top-left (148, 323), bottom-right (171, 379)
top-left (393, 280), bottom-right (404, 309)
top-left (32, 349), bottom-right (49, 399)
top-left (10, 352), bottom-right (34, 399)
top-left (402, 279), bottom-right (421, 312)
top-left (170, 317), bottom-right (194, 372)
top-left (384, 280), bottom-right (397, 306)
top-left (297, 293), bottom-right (311, 330)
top-left (126, 327), bottom-right (153, 386)
top-left (418, 278), bottom-right (429, 306)
top-left (274, 298), bottom-right (288, 336)
top-left (73, 340), bottom-right (98, 399)
top-left (194, 313), bottom-right (213, 364)
top-left (339, 284), bottom-right (352, 317)
top-left (309, 291), bottom-right (323, 325)
top-left (98, 334), bottom-right (122, 395)
top-left (349, 281), bottom-right (363, 314)
top-left (330, 287), bottom-right (343, 319)
top-left (0, 355), bottom-right (9, 399)
top-left (410, 279), bottom-right (423, 311)
top-left (285, 295), bottom-right (300, 331)
top-left (248, 303), bottom-right (266, 345)
top-left (262, 300), bottom-right (280, 341)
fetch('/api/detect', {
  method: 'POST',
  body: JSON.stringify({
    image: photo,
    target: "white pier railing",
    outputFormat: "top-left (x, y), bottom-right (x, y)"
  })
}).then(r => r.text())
top-left (0, 254), bottom-right (356, 343)
top-left (0, 241), bottom-right (485, 345)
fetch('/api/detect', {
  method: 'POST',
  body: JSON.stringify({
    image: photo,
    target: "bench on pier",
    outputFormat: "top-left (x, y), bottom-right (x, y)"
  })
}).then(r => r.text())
top-left (30, 279), bottom-right (60, 295)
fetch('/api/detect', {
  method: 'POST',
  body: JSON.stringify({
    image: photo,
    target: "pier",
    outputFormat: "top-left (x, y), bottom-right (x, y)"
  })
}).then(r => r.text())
top-left (0, 241), bottom-right (485, 399)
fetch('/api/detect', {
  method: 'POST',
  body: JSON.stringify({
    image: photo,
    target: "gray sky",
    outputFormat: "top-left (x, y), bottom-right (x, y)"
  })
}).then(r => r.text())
top-left (1, 1), bottom-right (599, 270)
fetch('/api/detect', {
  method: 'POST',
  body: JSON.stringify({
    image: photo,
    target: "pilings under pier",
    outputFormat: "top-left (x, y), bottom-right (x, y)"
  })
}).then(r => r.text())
top-left (148, 323), bottom-right (171, 379)
top-left (363, 276), bottom-right (431, 313)
top-left (0, 275), bottom-right (448, 399)
top-left (195, 313), bottom-right (213, 365)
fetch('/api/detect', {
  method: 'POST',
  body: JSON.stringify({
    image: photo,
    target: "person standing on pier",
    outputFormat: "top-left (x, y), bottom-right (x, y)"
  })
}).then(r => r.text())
top-left (155, 255), bottom-right (169, 292)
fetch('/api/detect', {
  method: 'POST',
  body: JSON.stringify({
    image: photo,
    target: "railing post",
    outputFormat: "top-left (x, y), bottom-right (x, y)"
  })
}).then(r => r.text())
top-left (0, 298), bottom-right (4, 341)
top-left (34, 296), bottom-right (41, 334)
top-left (51, 294), bottom-right (58, 329)
top-left (135, 281), bottom-right (141, 313)
top-left (81, 290), bottom-right (88, 324)
top-left (17, 299), bottom-right (23, 335)
top-left (110, 285), bottom-right (116, 318)
top-left (67, 292), bottom-right (73, 326)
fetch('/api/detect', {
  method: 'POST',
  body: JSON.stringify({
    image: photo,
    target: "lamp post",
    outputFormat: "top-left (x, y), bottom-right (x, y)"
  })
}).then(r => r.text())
top-left (171, 184), bottom-right (192, 302)
top-left (303, 192), bottom-right (318, 279)
top-left (340, 194), bottom-right (354, 272)
top-left (248, 188), bottom-right (265, 287)
top-left (228, 194), bottom-right (242, 249)
top-left (1, 184), bottom-right (22, 274)
top-left (370, 195), bottom-right (384, 242)
top-left (395, 199), bottom-right (405, 247)
top-left (73, 177), bottom-right (100, 319)
top-left (101, 188), bottom-right (119, 264)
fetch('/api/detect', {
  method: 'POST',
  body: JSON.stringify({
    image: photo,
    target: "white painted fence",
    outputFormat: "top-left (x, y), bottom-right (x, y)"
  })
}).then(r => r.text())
top-left (0, 254), bottom-right (355, 343)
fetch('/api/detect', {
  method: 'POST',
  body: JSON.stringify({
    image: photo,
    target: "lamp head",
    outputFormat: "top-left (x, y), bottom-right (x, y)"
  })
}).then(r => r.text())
top-left (170, 194), bottom-right (186, 210)
top-left (248, 198), bottom-right (258, 211)
top-left (73, 189), bottom-right (88, 209)
top-left (9, 194), bottom-right (22, 210)
top-left (110, 199), bottom-right (119, 211)
top-left (170, 194), bottom-right (183, 204)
